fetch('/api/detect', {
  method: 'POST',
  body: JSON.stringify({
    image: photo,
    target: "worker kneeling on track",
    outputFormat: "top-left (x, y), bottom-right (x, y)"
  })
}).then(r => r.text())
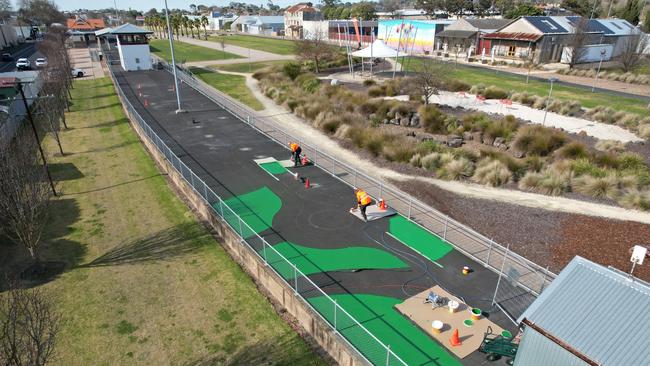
top-left (289, 142), bottom-right (302, 167)
top-left (352, 188), bottom-right (373, 222)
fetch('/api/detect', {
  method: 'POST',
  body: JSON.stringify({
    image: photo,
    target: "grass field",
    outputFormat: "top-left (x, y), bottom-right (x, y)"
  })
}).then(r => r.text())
top-left (21, 78), bottom-right (323, 365)
top-left (190, 67), bottom-right (264, 110)
top-left (403, 57), bottom-right (650, 117)
top-left (213, 60), bottom-right (289, 73)
top-left (209, 34), bottom-right (298, 55)
top-left (149, 39), bottom-right (241, 63)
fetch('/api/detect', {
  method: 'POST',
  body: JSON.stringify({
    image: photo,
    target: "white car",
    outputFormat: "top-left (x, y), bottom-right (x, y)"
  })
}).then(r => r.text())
top-left (71, 68), bottom-right (84, 78)
top-left (16, 58), bottom-right (30, 70)
top-left (34, 58), bottom-right (47, 67)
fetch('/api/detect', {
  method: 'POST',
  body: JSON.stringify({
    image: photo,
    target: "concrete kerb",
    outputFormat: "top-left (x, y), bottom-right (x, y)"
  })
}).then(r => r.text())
top-left (106, 71), bottom-right (383, 366)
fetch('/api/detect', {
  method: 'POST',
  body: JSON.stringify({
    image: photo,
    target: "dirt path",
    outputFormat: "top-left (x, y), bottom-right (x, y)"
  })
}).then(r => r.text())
top-left (222, 69), bottom-right (650, 224)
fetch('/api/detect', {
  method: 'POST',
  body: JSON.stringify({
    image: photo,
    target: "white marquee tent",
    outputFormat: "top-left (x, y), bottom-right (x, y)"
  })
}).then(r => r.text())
top-left (350, 39), bottom-right (399, 58)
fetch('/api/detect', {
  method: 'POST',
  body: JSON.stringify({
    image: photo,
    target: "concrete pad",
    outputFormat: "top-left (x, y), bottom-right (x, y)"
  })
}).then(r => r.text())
top-left (395, 286), bottom-right (504, 359)
top-left (349, 205), bottom-right (397, 222)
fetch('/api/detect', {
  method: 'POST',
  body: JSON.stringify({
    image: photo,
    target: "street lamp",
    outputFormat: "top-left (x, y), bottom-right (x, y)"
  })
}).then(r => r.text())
top-left (592, 48), bottom-right (607, 93)
top-left (164, 0), bottom-right (184, 114)
top-left (542, 77), bottom-right (558, 126)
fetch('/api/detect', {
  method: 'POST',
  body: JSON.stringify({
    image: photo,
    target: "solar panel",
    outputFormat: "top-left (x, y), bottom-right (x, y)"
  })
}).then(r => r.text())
top-left (525, 16), bottom-right (568, 33)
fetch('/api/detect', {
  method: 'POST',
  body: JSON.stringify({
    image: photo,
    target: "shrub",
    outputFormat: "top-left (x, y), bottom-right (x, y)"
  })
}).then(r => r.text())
top-left (283, 62), bottom-right (302, 80)
top-left (368, 85), bottom-right (386, 97)
top-left (554, 141), bottom-right (588, 159)
top-left (572, 175), bottom-right (620, 199)
top-left (524, 155), bottom-right (545, 172)
top-left (595, 139), bottom-right (624, 153)
top-left (483, 86), bottom-right (509, 99)
top-left (421, 152), bottom-right (453, 171)
top-left (469, 83), bottom-right (485, 95)
top-left (638, 124), bottom-right (650, 139)
top-left (301, 78), bottom-right (321, 93)
top-left (617, 152), bottom-right (646, 172)
top-left (438, 158), bottom-right (474, 180)
top-left (483, 116), bottom-right (519, 142)
top-left (512, 125), bottom-right (566, 156)
top-left (472, 159), bottom-right (513, 187)
top-left (532, 96), bottom-right (548, 109)
top-left (460, 112), bottom-right (491, 132)
top-left (363, 79), bottom-right (377, 86)
top-left (415, 140), bottom-right (442, 155)
top-left (419, 105), bottom-right (448, 133)
top-left (443, 79), bottom-right (471, 92)
top-left (480, 149), bottom-right (525, 177)
top-left (618, 190), bottom-right (650, 210)
top-left (518, 167), bottom-right (571, 196)
top-left (571, 158), bottom-right (607, 177)
top-left (382, 141), bottom-right (416, 162)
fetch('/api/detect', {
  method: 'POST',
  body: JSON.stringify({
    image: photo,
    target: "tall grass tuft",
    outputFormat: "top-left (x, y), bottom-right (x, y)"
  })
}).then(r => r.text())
top-left (572, 175), bottom-right (620, 199)
top-left (472, 159), bottom-right (513, 187)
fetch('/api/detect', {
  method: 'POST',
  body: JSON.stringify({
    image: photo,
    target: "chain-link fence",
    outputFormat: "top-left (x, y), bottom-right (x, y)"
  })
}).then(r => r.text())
top-left (152, 57), bottom-right (557, 321)
top-left (104, 56), bottom-right (407, 366)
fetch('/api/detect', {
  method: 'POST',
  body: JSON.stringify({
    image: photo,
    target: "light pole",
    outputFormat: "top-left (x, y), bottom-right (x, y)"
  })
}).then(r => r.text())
top-left (542, 77), bottom-right (558, 126)
top-left (592, 48), bottom-right (606, 92)
top-left (164, 0), bottom-right (184, 113)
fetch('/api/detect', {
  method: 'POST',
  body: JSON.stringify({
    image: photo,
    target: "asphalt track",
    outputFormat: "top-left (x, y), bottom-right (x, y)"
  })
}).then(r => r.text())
top-left (113, 68), bottom-right (516, 365)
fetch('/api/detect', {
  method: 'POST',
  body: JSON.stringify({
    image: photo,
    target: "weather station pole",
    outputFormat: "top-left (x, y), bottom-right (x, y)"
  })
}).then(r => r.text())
top-left (542, 77), bottom-right (558, 126)
top-left (164, 0), bottom-right (185, 114)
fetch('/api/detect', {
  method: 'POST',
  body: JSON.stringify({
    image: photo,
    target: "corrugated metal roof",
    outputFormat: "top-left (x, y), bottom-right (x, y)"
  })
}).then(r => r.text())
top-left (110, 23), bottom-right (152, 35)
top-left (518, 256), bottom-right (650, 366)
top-left (437, 29), bottom-right (476, 39)
top-left (465, 18), bottom-right (511, 31)
top-left (514, 327), bottom-right (589, 366)
top-left (482, 32), bottom-right (542, 41)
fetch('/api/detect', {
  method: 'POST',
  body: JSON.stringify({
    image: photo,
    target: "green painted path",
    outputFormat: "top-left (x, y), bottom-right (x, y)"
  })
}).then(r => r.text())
top-left (388, 216), bottom-right (453, 263)
top-left (308, 294), bottom-right (461, 366)
top-left (263, 242), bottom-right (408, 279)
top-left (259, 161), bottom-right (288, 175)
top-left (219, 186), bottom-right (282, 238)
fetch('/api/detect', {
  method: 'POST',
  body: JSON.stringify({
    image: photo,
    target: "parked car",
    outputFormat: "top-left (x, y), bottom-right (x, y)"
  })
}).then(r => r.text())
top-left (1, 53), bottom-right (12, 61)
top-left (34, 58), bottom-right (47, 67)
top-left (71, 68), bottom-right (84, 77)
top-left (16, 58), bottom-right (30, 70)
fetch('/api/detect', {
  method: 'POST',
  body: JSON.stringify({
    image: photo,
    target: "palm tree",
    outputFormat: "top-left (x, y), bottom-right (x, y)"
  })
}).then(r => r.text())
top-left (171, 15), bottom-right (181, 38)
top-left (193, 19), bottom-right (201, 38)
top-left (182, 16), bottom-right (189, 37)
top-left (201, 15), bottom-right (209, 39)
top-left (188, 19), bottom-right (195, 38)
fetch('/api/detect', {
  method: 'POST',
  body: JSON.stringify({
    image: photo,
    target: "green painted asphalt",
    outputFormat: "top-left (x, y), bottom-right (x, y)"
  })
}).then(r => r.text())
top-left (388, 215), bottom-right (453, 263)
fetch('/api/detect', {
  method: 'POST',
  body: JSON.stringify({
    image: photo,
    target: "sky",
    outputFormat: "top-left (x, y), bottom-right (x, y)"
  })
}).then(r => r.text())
top-left (47, 0), bottom-right (333, 12)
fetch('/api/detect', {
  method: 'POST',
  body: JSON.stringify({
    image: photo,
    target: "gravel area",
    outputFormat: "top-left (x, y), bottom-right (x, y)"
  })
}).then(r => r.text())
top-left (393, 179), bottom-right (650, 282)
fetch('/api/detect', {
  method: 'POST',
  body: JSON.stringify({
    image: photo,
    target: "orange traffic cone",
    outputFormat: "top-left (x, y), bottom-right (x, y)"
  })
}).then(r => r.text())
top-left (378, 199), bottom-right (386, 211)
top-left (144, 99), bottom-right (149, 107)
top-left (301, 155), bottom-right (308, 166)
top-left (305, 178), bottom-right (310, 189)
top-left (449, 329), bottom-right (462, 347)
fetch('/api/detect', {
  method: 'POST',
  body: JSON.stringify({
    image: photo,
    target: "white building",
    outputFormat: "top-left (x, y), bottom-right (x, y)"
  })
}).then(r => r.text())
top-left (110, 24), bottom-right (153, 71)
top-left (207, 12), bottom-right (237, 31)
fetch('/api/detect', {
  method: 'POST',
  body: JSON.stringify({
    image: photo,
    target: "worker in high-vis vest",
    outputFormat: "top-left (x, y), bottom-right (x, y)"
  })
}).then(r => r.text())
top-left (354, 188), bottom-right (373, 222)
top-left (289, 142), bottom-right (302, 167)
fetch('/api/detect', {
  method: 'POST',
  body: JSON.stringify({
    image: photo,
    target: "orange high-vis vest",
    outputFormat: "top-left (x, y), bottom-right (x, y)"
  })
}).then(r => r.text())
top-left (290, 143), bottom-right (299, 152)
top-left (356, 190), bottom-right (372, 205)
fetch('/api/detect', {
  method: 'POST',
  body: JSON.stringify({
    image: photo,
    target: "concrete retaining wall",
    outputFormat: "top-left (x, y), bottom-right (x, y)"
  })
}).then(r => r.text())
top-left (111, 78), bottom-right (366, 366)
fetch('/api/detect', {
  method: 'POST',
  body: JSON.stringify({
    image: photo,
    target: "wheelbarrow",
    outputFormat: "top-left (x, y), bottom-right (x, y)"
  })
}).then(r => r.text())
top-left (479, 326), bottom-right (519, 365)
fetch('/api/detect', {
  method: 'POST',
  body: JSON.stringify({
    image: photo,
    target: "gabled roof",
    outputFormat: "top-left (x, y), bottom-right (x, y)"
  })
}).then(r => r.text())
top-left (94, 27), bottom-right (112, 36)
top-left (597, 18), bottom-right (640, 36)
top-left (465, 18), bottom-right (512, 31)
top-left (66, 17), bottom-right (105, 30)
top-left (518, 256), bottom-right (650, 366)
top-left (252, 16), bottom-right (284, 25)
top-left (110, 23), bottom-right (153, 35)
top-left (482, 32), bottom-right (543, 41)
top-left (285, 3), bottom-right (317, 13)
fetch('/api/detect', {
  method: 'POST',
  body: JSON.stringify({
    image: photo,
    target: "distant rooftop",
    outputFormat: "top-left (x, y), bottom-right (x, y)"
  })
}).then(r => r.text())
top-left (109, 23), bottom-right (153, 35)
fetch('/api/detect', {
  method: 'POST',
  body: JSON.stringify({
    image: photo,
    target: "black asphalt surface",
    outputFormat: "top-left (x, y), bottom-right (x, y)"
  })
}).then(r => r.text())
top-left (113, 68), bottom-right (518, 365)
top-left (0, 42), bottom-right (42, 73)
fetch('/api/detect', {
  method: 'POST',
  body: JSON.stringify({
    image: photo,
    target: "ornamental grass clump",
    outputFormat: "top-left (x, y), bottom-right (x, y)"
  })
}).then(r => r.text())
top-left (472, 159), bottom-right (513, 187)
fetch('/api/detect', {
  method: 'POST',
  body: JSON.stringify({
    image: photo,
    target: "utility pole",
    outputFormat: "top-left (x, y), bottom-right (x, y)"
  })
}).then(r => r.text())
top-left (164, 0), bottom-right (185, 113)
top-left (16, 82), bottom-right (56, 196)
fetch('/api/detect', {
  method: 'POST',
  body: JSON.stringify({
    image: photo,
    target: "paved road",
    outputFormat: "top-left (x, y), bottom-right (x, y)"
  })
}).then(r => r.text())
top-left (0, 42), bottom-right (43, 73)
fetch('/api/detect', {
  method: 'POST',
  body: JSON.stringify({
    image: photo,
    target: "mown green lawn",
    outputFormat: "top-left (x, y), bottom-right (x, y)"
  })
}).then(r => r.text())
top-left (208, 34), bottom-right (298, 55)
top-left (149, 39), bottom-right (241, 63)
top-left (191, 67), bottom-right (264, 110)
top-left (212, 60), bottom-right (289, 73)
top-left (404, 57), bottom-right (650, 117)
top-left (22, 78), bottom-right (321, 365)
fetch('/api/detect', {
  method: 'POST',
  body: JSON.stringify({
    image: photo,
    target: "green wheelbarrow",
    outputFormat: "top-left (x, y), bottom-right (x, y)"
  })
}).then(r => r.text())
top-left (478, 326), bottom-right (519, 365)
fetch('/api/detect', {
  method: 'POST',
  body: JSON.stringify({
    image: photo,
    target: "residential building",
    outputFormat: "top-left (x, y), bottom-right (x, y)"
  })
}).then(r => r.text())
top-left (230, 15), bottom-right (255, 33)
top-left (514, 256), bottom-right (649, 366)
top-left (376, 9), bottom-right (432, 20)
top-left (284, 3), bottom-right (321, 39)
top-left (67, 16), bottom-right (106, 46)
top-left (481, 16), bottom-right (639, 64)
top-left (436, 18), bottom-right (512, 56)
top-left (248, 16), bottom-right (284, 36)
top-left (378, 19), bottom-right (453, 54)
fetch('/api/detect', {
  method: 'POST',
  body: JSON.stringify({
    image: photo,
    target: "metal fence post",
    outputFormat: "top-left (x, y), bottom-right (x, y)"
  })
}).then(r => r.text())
top-left (294, 265), bottom-right (298, 294)
top-left (218, 199), bottom-right (224, 218)
top-left (443, 216), bottom-right (448, 240)
top-left (354, 169), bottom-right (358, 187)
top-left (539, 265), bottom-right (550, 293)
top-left (247, 115), bottom-right (250, 125)
top-left (407, 198), bottom-right (412, 220)
top-left (238, 218), bottom-right (244, 238)
top-left (262, 241), bottom-right (268, 265)
top-left (203, 182), bottom-right (207, 201)
top-left (491, 243), bottom-right (510, 306)
top-left (379, 183), bottom-right (383, 198)
top-left (486, 239), bottom-right (494, 267)
top-left (333, 300), bottom-right (337, 332)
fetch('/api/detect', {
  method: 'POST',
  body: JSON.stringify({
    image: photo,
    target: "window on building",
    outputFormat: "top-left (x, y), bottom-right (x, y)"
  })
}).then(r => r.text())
top-left (135, 58), bottom-right (140, 63)
top-left (508, 46), bottom-right (516, 56)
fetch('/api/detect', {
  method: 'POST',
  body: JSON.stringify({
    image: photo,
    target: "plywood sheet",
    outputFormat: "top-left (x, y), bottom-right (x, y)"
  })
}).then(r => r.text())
top-left (349, 205), bottom-right (397, 221)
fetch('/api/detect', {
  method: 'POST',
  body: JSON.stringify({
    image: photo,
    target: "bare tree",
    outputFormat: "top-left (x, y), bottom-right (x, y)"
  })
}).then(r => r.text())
top-left (0, 130), bottom-right (53, 261)
top-left (619, 34), bottom-right (648, 72)
top-left (294, 31), bottom-right (337, 74)
top-left (0, 285), bottom-right (60, 366)
top-left (567, 18), bottom-right (590, 69)
top-left (411, 58), bottom-right (450, 105)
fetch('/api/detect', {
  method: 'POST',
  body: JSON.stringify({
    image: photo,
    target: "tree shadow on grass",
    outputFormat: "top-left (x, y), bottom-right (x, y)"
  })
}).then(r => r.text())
top-left (49, 162), bottom-right (84, 181)
top-left (0, 199), bottom-right (86, 291)
top-left (185, 330), bottom-right (324, 366)
top-left (79, 222), bottom-right (207, 268)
